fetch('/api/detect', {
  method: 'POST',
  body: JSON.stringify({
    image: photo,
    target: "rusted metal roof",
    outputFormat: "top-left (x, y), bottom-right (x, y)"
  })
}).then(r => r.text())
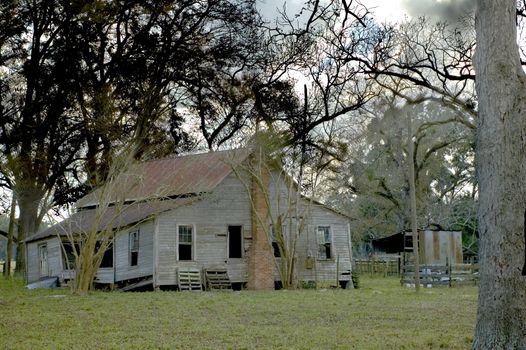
top-left (76, 148), bottom-right (250, 208)
top-left (27, 198), bottom-right (198, 242)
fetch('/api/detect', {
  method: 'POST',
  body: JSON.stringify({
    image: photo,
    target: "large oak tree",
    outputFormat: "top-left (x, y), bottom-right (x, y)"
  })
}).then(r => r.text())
top-left (473, 0), bottom-right (526, 347)
top-left (0, 0), bottom-right (265, 274)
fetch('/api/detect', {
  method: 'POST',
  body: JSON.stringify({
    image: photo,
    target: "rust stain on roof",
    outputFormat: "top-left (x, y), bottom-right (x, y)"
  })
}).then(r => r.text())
top-left (76, 148), bottom-right (250, 208)
top-left (28, 149), bottom-right (250, 242)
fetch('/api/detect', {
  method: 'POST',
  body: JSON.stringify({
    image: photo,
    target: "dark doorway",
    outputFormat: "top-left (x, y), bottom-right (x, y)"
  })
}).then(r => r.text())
top-left (228, 226), bottom-right (243, 258)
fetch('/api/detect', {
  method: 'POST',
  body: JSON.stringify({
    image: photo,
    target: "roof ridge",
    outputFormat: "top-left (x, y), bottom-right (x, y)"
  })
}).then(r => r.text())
top-left (138, 148), bottom-right (248, 164)
top-left (74, 148), bottom-right (251, 209)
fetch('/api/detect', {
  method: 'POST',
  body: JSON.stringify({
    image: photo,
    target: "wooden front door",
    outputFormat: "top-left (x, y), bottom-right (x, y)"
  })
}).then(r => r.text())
top-left (38, 244), bottom-right (49, 277)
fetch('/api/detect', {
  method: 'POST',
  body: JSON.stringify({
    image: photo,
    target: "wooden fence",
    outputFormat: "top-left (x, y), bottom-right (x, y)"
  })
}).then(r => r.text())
top-left (401, 263), bottom-right (479, 287)
top-left (353, 257), bottom-right (401, 277)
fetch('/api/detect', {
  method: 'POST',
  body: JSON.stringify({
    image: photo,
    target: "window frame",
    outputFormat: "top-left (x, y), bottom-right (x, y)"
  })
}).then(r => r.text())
top-left (97, 241), bottom-right (114, 268)
top-left (61, 241), bottom-right (78, 270)
top-left (227, 225), bottom-right (244, 259)
top-left (129, 230), bottom-right (140, 267)
top-left (316, 225), bottom-right (333, 260)
top-left (176, 224), bottom-right (196, 261)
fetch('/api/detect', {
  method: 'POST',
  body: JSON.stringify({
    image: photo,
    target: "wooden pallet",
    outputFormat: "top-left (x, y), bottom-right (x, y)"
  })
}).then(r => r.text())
top-left (204, 269), bottom-right (232, 291)
top-left (177, 268), bottom-right (202, 291)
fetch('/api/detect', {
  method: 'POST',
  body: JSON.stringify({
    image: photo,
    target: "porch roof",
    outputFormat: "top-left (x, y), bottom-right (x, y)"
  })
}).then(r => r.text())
top-left (26, 198), bottom-right (197, 243)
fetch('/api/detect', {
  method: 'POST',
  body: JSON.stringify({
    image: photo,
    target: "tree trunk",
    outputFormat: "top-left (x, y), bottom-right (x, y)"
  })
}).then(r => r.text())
top-left (473, 1), bottom-right (526, 348)
top-left (15, 190), bottom-right (43, 275)
top-left (407, 113), bottom-right (420, 292)
top-left (4, 196), bottom-right (16, 277)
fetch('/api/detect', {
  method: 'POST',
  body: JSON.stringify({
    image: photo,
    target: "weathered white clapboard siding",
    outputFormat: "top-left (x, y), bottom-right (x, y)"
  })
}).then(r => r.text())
top-left (94, 268), bottom-right (115, 283)
top-left (267, 173), bottom-right (352, 283)
top-left (46, 237), bottom-right (63, 277)
top-left (61, 267), bottom-right (115, 284)
top-left (157, 170), bottom-right (351, 286)
top-left (26, 237), bottom-right (63, 283)
top-left (26, 241), bottom-right (40, 282)
top-left (156, 173), bottom-right (252, 286)
top-left (26, 237), bottom-right (117, 284)
top-left (114, 220), bottom-right (155, 282)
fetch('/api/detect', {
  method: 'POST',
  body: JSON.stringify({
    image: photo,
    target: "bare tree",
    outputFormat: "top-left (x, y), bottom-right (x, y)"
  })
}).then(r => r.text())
top-left (56, 143), bottom-right (201, 294)
top-left (229, 134), bottom-right (308, 289)
top-left (59, 147), bottom-right (138, 294)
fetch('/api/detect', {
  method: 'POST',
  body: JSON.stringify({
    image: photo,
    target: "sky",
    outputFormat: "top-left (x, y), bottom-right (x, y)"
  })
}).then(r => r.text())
top-left (257, 0), bottom-right (476, 24)
top-left (361, 0), bottom-right (408, 23)
top-left (257, 0), bottom-right (409, 24)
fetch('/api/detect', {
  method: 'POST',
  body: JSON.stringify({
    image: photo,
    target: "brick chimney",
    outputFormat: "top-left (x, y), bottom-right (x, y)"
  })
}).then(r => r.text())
top-left (247, 150), bottom-right (275, 290)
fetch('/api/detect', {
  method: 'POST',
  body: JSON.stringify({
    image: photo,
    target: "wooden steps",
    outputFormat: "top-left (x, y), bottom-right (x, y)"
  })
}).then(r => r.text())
top-left (177, 268), bottom-right (203, 291)
top-left (204, 269), bottom-right (232, 291)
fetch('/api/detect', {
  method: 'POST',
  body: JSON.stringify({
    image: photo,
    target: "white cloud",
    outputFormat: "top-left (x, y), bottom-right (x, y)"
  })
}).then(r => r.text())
top-left (363, 0), bottom-right (409, 23)
top-left (257, 0), bottom-right (409, 24)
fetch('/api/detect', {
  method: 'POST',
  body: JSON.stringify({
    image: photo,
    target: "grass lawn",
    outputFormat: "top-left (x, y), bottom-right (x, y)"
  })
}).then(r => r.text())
top-left (0, 277), bottom-right (477, 349)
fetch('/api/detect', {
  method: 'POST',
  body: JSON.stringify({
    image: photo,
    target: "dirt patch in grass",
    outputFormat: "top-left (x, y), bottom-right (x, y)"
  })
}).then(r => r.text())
top-left (0, 277), bottom-right (476, 349)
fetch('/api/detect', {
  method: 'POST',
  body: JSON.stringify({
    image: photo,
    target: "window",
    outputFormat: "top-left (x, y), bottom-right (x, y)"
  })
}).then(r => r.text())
top-left (129, 230), bottom-right (139, 266)
top-left (228, 226), bottom-right (243, 258)
top-left (97, 242), bottom-right (113, 268)
top-left (62, 242), bottom-right (113, 269)
top-left (62, 242), bottom-right (78, 270)
top-left (270, 225), bottom-right (281, 258)
top-left (178, 225), bottom-right (193, 261)
top-left (317, 226), bottom-right (332, 260)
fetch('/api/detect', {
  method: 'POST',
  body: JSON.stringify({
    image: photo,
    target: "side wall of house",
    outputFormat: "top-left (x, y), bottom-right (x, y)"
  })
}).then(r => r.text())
top-left (156, 173), bottom-right (252, 285)
top-left (153, 169), bottom-right (351, 287)
top-left (297, 204), bottom-right (352, 282)
top-left (114, 220), bottom-right (155, 282)
top-left (26, 237), bottom-right (63, 283)
top-left (27, 241), bottom-right (39, 282)
top-left (268, 172), bottom-right (352, 284)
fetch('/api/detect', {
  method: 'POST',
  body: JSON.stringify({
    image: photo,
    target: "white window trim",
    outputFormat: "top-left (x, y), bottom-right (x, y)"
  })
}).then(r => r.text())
top-left (227, 225), bottom-right (244, 259)
top-left (176, 223), bottom-right (196, 261)
top-left (316, 225), bottom-right (333, 260)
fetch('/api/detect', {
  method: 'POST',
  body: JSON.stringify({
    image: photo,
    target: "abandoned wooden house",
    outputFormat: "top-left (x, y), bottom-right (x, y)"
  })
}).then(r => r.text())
top-left (25, 149), bottom-right (353, 290)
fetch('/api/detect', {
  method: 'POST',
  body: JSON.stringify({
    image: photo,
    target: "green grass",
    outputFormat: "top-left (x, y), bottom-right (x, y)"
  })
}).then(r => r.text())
top-left (0, 277), bottom-right (477, 349)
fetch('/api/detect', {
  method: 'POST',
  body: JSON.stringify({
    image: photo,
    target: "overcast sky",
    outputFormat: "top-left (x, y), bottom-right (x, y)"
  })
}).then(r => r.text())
top-left (257, 0), bottom-right (409, 23)
top-left (257, 0), bottom-right (476, 24)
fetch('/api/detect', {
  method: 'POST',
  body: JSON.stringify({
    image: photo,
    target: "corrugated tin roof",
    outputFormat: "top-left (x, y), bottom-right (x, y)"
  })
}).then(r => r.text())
top-left (27, 148), bottom-right (350, 242)
top-left (76, 148), bottom-right (249, 208)
top-left (27, 198), bottom-right (197, 242)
